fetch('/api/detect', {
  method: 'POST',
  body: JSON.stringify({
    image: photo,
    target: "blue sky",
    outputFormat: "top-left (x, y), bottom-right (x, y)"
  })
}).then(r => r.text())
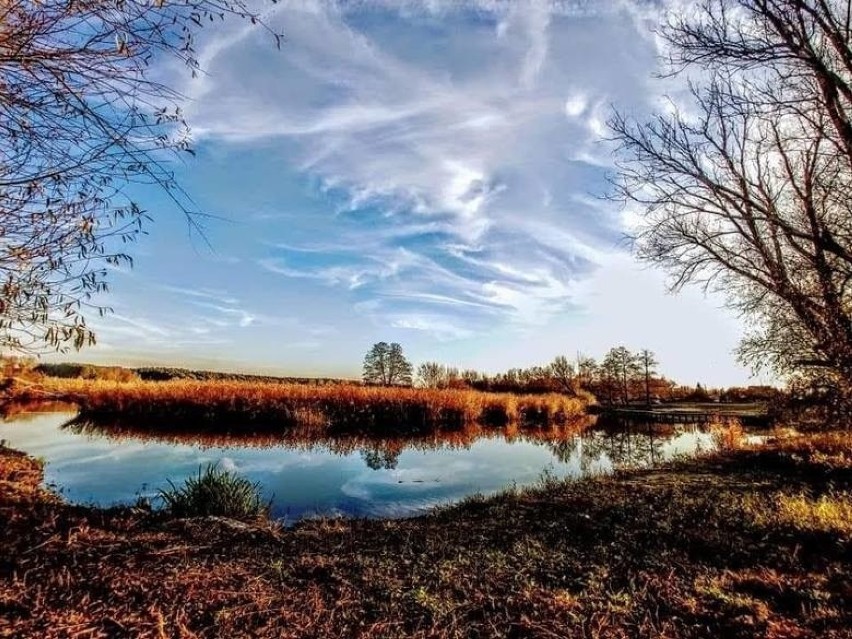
top-left (59, 0), bottom-right (764, 386)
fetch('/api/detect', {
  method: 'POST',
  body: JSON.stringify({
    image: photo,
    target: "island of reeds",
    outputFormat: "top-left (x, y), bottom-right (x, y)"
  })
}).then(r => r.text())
top-left (6, 375), bottom-right (592, 433)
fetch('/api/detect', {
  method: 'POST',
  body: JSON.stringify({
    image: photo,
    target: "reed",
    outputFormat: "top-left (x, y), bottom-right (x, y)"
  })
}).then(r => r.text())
top-left (23, 377), bottom-right (592, 434)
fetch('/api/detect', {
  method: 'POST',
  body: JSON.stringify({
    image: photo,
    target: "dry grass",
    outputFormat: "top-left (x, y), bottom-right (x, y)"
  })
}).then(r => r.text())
top-left (1, 432), bottom-right (850, 638)
top-left (7, 377), bottom-right (591, 432)
top-left (0, 445), bottom-right (43, 485)
top-left (768, 431), bottom-right (852, 469)
top-left (709, 416), bottom-right (746, 450)
top-left (744, 491), bottom-right (852, 537)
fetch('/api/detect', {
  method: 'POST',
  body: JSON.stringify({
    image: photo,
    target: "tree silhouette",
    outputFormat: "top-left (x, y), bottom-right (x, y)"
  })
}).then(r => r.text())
top-left (363, 342), bottom-right (413, 386)
top-left (612, 0), bottom-right (852, 397)
top-left (576, 355), bottom-right (598, 391)
top-left (638, 349), bottom-right (658, 406)
top-left (360, 446), bottom-right (401, 470)
top-left (549, 356), bottom-right (576, 394)
top-left (602, 346), bottom-right (640, 405)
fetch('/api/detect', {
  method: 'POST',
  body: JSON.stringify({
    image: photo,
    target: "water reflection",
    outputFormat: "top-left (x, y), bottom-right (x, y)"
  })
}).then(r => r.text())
top-left (553, 418), bottom-right (716, 477)
top-left (0, 411), bottom-right (717, 522)
top-left (61, 414), bottom-right (599, 470)
top-left (361, 446), bottom-right (402, 470)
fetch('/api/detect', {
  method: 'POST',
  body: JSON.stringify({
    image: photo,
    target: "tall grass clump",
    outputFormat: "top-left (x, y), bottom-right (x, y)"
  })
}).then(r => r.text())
top-left (159, 464), bottom-right (268, 519)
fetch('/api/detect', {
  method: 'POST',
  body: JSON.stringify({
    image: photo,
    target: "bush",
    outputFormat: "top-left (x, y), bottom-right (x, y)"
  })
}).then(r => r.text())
top-left (159, 464), bottom-right (268, 519)
top-left (709, 417), bottom-right (745, 450)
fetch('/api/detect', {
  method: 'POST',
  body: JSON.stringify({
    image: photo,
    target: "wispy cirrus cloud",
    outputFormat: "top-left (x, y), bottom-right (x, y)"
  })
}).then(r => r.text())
top-left (65, 0), bottom-right (760, 385)
top-left (176, 0), bottom-right (667, 339)
top-left (86, 277), bottom-right (336, 359)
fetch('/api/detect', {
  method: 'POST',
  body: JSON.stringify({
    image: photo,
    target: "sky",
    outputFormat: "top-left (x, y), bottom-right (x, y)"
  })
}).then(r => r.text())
top-left (55, 0), bottom-right (767, 386)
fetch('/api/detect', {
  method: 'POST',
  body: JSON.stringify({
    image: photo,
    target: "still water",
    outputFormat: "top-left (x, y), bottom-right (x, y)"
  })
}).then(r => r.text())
top-left (0, 412), bottom-right (717, 522)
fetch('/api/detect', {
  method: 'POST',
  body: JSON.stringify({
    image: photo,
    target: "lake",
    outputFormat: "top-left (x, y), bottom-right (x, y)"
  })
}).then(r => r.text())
top-left (0, 411), bottom-right (719, 523)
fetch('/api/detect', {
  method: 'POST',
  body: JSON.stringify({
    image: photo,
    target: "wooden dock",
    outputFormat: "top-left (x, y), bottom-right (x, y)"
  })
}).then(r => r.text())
top-left (592, 405), bottom-right (770, 426)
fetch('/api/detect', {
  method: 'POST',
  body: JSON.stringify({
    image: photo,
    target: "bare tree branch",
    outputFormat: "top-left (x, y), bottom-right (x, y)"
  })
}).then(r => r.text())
top-left (0, 0), bottom-right (281, 353)
top-left (612, 0), bottom-right (852, 390)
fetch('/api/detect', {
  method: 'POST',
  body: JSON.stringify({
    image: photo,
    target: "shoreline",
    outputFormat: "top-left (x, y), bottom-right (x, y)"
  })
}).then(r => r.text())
top-left (1, 432), bottom-right (850, 638)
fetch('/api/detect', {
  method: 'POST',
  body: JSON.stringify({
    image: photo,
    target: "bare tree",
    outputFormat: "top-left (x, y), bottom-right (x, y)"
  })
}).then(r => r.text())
top-left (602, 346), bottom-right (640, 405)
top-left (612, 0), bottom-right (852, 396)
top-left (445, 366), bottom-right (463, 388)
top-left (549, 355), bottom-right (576, 394)
top-left (576, 355), bottom-right (597, 390)
top-left (416, 361), bottom-right (447, 389)
top-left (0, 0), bottom-right (280, 353)
top-left (461, 369), bottom-right (480, 386)
top-left (637, 349), bottom-right (658, 406)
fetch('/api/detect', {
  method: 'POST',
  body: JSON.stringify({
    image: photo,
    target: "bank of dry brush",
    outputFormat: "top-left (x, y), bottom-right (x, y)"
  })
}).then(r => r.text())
top-left (15, 378), bottom-right (592, 433)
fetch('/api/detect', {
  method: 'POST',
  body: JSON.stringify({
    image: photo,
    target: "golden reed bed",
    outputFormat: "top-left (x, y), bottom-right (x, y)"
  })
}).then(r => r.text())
top-left (6, 377), bottom-right (593, 433)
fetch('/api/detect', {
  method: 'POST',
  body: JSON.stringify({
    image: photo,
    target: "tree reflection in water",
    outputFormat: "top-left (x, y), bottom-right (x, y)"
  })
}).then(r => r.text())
top-left (548, 416), bottom-right (713, 473)
top-left (360, 446), bottom-right (402, 470)
top-left (63, 413), bottom-right (711, 474)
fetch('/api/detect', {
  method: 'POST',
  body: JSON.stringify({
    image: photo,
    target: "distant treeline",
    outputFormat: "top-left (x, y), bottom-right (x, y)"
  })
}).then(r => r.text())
top-left (9, 357), bottom-right (778, 405)
top-left (415, 347), bottom-right (780, 405)
top-left (133, 366), bottom-right (353, 386)
top-left (33, 363), bottom-right (353, 386)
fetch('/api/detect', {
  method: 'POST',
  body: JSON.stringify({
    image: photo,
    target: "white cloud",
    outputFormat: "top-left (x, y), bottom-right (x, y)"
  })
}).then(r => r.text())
top-left (109, 0), bottom-right (756, 385)
top-left (389, 315), bottom-right (473, 340)
top-left (193, 302), bottom-right (257, 328)
top-left (516, 1), bottom-right (552, 88)
top-left (174, 2), bottom-right (669, 340)
top-left (564, 92), bottom-right (588, 118)
top-left (160, 286), bottom-right (240, 306)
top-left (109, 314), bottom-right (171, 338)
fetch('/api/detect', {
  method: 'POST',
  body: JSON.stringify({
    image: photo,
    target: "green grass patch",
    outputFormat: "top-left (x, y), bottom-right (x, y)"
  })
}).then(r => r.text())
top-left (158, 464), bottom-right (269, 519)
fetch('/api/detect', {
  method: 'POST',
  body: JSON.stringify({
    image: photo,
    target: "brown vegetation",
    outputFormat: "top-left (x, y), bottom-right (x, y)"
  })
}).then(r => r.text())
top-left (0, 432), bottom-right (849, 638)
top-left (35, 362), bottom-right (352, 386)
top-left (709, 417), bottom-right (746, 451)
top-left (4, 377), bottom-right (592, 433)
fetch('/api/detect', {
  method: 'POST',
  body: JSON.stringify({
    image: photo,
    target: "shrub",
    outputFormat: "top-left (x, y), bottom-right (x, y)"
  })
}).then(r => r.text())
top-left (709, 416), bottom-right (745, 450)
top-left (159, 464), bottom-right (268, 519)
top-left (35, 363), bottom-right (139, 383)
top-left (0, 356), bottom-right (38, 380)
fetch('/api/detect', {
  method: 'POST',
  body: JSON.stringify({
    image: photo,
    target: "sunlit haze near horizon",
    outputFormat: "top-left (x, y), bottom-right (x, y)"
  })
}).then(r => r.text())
top-left (48, 0), bottom-right (769, 387)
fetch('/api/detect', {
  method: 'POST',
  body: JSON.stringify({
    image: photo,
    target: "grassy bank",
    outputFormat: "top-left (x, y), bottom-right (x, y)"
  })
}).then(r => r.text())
top-left (4, 377), bottom-right (591, 432)
top-left (1, 432), bottom-right (850, 638)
